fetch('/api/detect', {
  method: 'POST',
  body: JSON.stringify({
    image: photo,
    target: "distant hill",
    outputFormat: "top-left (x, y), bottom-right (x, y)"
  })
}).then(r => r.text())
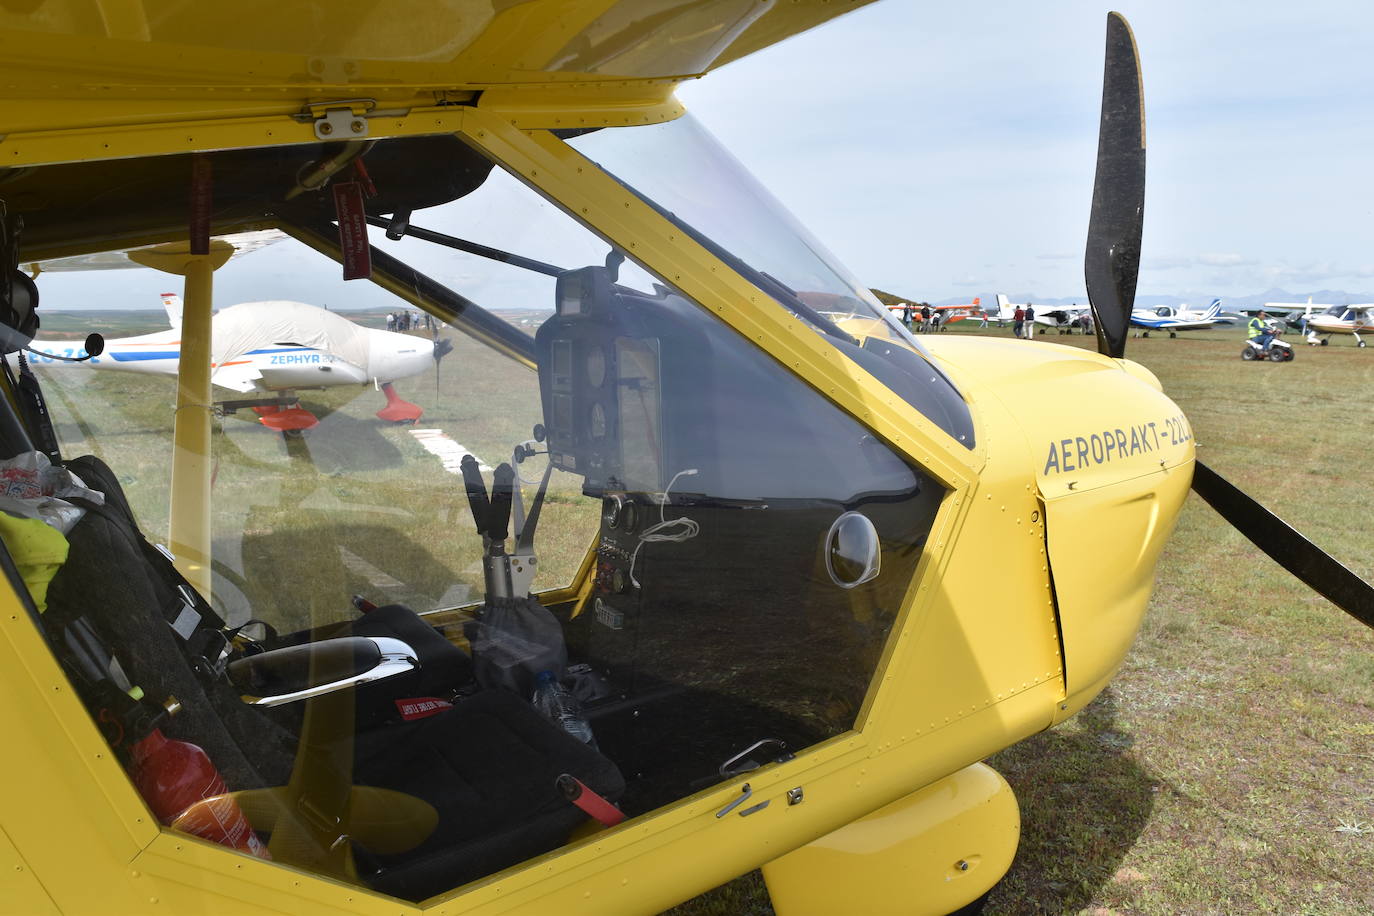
top-left (870, 288), bottom-right (927, 306)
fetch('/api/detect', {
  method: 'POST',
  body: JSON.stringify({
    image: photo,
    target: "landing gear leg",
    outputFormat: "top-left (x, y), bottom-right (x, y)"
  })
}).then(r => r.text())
top-left (376, 382), bottom-right (424, 423)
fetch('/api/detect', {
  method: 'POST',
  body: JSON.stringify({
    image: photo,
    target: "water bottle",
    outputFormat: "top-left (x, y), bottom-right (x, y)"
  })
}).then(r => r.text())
top-left (532, 669), bottom-right (597, 748)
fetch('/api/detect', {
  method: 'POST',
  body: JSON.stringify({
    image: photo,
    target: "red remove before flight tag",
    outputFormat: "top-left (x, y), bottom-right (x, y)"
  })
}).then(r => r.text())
top-left (333, 180), bottom-right (371, 280)
top-left (395, 697), bottom-right (454, 720)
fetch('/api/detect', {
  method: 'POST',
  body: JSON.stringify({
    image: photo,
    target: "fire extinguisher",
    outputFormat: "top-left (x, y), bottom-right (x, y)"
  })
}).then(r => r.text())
top-left (130, 728), bottom-right (271, 860)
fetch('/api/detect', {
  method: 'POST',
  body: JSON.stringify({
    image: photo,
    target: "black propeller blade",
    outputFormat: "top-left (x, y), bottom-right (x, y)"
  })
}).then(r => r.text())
top-left (1082, 13), bottom-right (1374, 631)
top-left (1084, 11), bottom-right (1145, 360)
top-left (432, 332), bottom-right (453, 394)
top-left (1192, 463), bottom-right (1374, 628)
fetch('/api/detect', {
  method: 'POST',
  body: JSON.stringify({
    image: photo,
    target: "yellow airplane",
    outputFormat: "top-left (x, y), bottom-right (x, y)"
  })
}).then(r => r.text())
top-left (0, 4), bottom-right (1369, 916)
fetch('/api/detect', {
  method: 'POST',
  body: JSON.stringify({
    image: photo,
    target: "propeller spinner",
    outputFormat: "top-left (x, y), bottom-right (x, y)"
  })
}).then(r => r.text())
top-left (1084, 13), bottom-right (1373, 629)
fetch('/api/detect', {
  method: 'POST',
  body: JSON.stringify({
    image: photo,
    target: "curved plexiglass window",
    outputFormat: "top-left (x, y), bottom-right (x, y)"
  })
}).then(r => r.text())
top-left (5, 128), bottom-right (942, 902)
top-left (568, 114), bottom-right (975, 447)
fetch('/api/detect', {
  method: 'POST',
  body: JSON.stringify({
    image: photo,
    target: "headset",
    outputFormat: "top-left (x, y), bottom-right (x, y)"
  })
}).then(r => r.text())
top-left (0, 204), bottom-right (39, 353)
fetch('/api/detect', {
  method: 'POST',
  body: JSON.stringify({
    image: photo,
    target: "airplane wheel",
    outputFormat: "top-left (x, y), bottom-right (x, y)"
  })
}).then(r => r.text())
top-left (1169, 331), bottom-right (1177, 338)
top-left (1320, 338), bottom-right (1329, 346)
top-left (1359, 340), bottom-right (1367, 348)
top-left (1141, 331), bottom-right (1150, 338)
top-left (1241, 347), bottom-right (1257, 361)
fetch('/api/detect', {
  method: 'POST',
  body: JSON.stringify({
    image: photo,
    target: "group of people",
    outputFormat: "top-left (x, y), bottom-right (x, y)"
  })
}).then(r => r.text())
top-left (1011, 305), bottom-right (1036, 339)
top-left (900, 303), bottom-right (948, 333)
top-left (386, 311), bottom-right (437, 333)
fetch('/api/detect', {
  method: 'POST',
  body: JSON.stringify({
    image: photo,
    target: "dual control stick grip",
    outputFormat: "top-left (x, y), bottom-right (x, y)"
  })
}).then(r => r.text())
top-left (459, 454), bottom-right (515, 543)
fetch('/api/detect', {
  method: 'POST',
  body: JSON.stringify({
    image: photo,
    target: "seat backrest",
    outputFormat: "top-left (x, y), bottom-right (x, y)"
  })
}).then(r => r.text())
top-left (43, 454), bottom-right (292, 788)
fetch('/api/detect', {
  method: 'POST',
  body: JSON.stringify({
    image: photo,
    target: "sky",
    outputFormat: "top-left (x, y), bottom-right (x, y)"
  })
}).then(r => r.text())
top-left (676, 1), bottom-right (1374, 303)
top-left (28, 1), bottom-right (1374, 311)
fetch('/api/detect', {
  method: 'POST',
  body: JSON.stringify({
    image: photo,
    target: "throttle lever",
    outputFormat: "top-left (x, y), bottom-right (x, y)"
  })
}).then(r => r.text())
top-left (459, 454), bottom-right (491, 537)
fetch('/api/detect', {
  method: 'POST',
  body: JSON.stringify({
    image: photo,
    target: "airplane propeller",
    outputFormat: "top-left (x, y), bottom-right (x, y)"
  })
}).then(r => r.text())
top-left (1083, 12), bottom-right (1374, 630)
top-left (432, 329), bottom-right (454, 395)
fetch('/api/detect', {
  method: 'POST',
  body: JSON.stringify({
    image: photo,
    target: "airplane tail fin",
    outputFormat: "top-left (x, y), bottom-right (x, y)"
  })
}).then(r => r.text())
top-left (160, 292), bottom-right (182, 329)
top-left (1205, 299), bottom-right (1221, 319)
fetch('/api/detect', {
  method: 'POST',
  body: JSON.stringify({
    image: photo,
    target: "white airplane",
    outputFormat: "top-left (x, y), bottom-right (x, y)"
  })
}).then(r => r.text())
top-left (18, 295), bottom-right (452, 430)
top-left (1286, 303), bottom-right (1374, 347)
top-left (990, 294), bottom-right (1092, 333)
top-left (1129, 299), bottom-right (1224, 336)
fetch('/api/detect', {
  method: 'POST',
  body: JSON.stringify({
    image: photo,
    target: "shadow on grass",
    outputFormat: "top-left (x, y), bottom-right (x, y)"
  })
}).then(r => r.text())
top-left (282, 410), bottom-right (407, 473)
top-left (218, 400), bottom-right (407, 473)
top-left (984, 688), bottom-right (1157, 914)
top-left (665, 690), bottom-right (1157, 916)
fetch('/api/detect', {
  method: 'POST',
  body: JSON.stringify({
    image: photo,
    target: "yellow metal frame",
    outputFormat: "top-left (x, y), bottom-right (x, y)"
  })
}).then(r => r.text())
top-left (0, 95), bottom-right (683, 171)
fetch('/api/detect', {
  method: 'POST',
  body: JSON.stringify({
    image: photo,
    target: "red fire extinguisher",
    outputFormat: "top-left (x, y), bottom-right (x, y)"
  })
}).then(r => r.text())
top-left (130, 728), bottom-right (271, 860)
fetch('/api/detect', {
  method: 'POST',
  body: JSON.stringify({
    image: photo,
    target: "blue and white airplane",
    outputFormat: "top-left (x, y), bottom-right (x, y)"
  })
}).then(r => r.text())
top-left (1129, 299), bottom-right (1224, 336)
top-left (19, 295), bottom-right (451, 430)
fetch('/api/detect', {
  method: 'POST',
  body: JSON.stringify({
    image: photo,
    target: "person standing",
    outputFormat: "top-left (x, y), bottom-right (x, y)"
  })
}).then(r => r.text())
top-left (1024, 304), bottom-right (1036, 338)
top-left (902, 302), bottom-right (914, 328)
top-left (919, 304), bottom-right (931, 333)
top-left (1012, 305), bottom-right (1025, 339)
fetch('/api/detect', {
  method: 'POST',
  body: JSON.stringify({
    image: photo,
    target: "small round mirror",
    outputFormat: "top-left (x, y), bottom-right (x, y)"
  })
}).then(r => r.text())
top-left (824, 511), bottom-right (880, 589)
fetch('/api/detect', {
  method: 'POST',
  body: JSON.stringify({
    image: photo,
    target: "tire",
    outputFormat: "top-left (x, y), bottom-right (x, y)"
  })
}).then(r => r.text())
top-left (1241, 347), bottom-right (1257, 361)
top-left (1285, 349), bottom-right (1296, 361)
top-left (1359, 340), bottom-right (1367, 348)
top-left (1321, 338), bottom-right (1329, 346)
top-left (1269, 347), bottom-right (1287, 362)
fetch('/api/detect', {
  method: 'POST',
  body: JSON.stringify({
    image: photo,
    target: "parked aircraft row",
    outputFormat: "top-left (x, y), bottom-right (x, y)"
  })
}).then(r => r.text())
top-left (986, 294), bottom-right (1228, 336)
top-left (1262, 298), bottom-right (1374, 347)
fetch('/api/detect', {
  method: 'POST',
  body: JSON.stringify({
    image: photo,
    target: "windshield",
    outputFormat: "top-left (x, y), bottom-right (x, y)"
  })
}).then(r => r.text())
top-left (567, 115), bottom-right (973, 447)
top-left (6, 130), bottom-right (945, 902)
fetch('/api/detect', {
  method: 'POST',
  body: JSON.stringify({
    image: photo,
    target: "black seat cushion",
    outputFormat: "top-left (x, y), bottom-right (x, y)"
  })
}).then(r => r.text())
top-left (355, 688), bottom-right (624, 901)
top-left (279, 603), bottom-right (474, 728)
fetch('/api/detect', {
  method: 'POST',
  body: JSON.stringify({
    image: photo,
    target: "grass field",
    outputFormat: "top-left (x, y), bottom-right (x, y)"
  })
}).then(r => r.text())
top-left (672, 322), bottom-right (1374, 915)
top-left (32, 313), bottom-right (1373, 913)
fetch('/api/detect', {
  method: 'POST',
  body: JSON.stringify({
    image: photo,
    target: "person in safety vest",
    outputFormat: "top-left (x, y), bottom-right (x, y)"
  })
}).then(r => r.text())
top-left (1248, 310), bottom-right (1274, 351)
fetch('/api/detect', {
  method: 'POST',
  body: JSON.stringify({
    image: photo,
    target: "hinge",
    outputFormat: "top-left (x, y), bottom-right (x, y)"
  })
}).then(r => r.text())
top-left (296, 99), bottom-right (377, 140)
